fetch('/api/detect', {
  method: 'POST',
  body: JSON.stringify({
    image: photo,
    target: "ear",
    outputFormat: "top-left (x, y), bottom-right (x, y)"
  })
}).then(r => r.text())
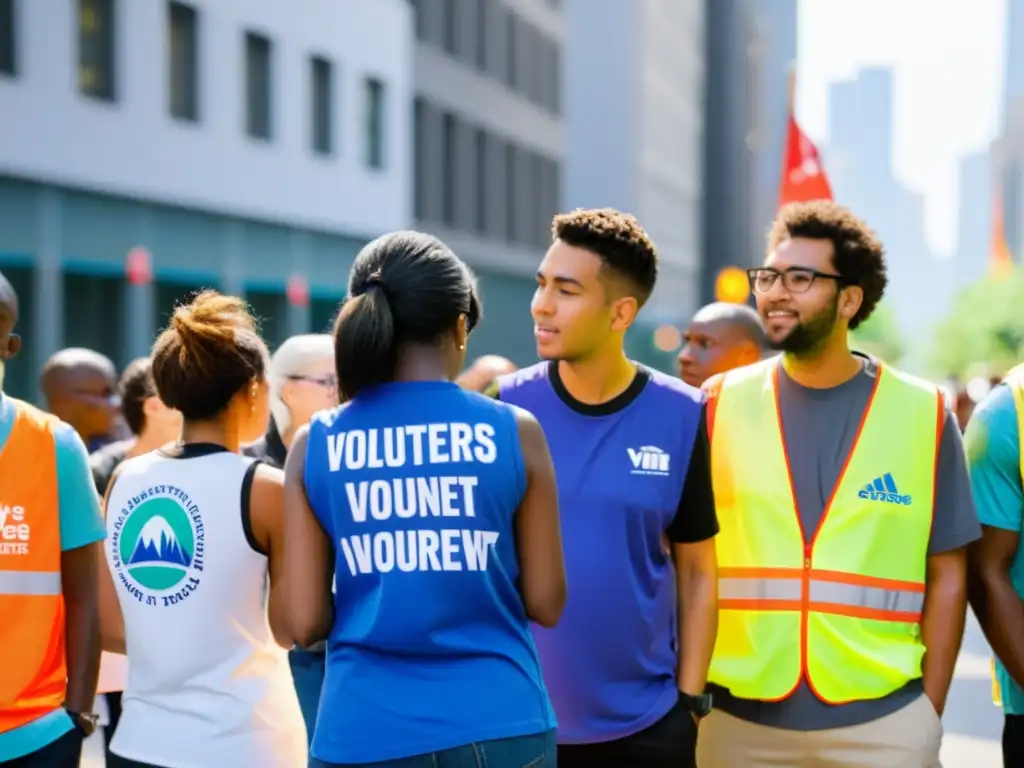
top-left (4, 334), bottom-right (20, 359)
top-left (609, 296), bottom-right (639, 333)
top-left (142, 395), bottom-right (163, 418)
top-left (837, 285), bottom-right (863, 325)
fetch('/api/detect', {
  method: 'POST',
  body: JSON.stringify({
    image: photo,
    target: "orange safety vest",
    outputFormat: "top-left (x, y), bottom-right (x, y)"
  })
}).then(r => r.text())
top-left (706, 358), bottom-right (941, 703)
top-left (0, 398), bottom-right (66, 733)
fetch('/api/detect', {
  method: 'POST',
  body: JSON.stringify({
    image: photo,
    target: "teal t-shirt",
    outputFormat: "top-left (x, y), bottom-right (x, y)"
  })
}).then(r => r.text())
top-left (964, 383), bottom-right (1024, 715)
top-left (0, 395), bottom-right (107, 760)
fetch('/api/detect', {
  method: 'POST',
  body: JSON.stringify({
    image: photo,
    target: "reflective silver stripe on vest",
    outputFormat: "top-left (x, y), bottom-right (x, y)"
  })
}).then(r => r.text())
top-left (719, 576), bottom-right (802, 601)
top-left (810, 580), bottom-right (924, 615)
top-left (0, 570), bottom-right (62, 596)
top-left (719, 575), bottom-right (924, 616)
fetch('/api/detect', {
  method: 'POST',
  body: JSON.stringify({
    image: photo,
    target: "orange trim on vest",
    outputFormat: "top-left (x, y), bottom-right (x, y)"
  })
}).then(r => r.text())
top-left (0, 398), bottom-right (66, 734)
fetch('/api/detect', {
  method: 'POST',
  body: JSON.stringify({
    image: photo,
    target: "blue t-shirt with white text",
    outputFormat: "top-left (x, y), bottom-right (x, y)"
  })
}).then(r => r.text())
top-left (303, 381), bottom-right (555, 763)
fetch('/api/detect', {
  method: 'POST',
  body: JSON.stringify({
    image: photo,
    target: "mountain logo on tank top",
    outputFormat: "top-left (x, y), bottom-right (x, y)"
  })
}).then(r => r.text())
top-left (109, 488), bottom-right (205, 607)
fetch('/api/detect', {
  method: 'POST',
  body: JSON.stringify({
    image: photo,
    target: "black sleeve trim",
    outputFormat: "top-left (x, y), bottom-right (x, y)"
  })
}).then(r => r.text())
top-left (241, 459), bottom-right (267, 556)
top-left (666, 404), bottom-right (720, 544)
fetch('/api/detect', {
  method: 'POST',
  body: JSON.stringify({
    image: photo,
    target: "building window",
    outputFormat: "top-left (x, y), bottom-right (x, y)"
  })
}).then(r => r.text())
top-left (443, 0), bottom-right (458, 56)
top-left (78, 0), bottom-right (116, 101)
top-left (474, 128), bottom-right (487, 234)
top-left (413, 98), bottom-right (427, 220)
top-left (364, 77), bottom-right (386, 170)
top-left (550, 43), bottom-right (561, 115)
top-left (441, 113), bottom-right (457, 226)
top-left (168, 2), bottom-right (198, 121)
top-left (505, 11), bottom-right (517, 90)
top-left (310, 55), bottom-right (333, 155)
top-left (475, 0), bottom-right (488, 71)
top-left (504, 143), bottom-right (517, 242)
top-left (0, 0), bottom-right (15, 76)
top-left (245, 31), bottom-right (272, 140)
top-left (410, 0), bottom-right (427, 42)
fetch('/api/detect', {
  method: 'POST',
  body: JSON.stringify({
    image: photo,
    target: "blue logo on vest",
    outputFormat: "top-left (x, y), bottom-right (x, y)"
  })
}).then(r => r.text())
top-left (857, 473), bottom-right (912, 505)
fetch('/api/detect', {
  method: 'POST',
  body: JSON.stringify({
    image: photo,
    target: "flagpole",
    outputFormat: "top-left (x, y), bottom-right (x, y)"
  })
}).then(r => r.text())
top-left (787, 63), bottom-right (797, 118)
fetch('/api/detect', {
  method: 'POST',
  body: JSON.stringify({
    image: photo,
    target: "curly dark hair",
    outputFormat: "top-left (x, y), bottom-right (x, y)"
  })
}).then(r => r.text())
top-left (552, 208), bottom-right (658, 306)
top-left (767, 201), bottom-right (887, 330)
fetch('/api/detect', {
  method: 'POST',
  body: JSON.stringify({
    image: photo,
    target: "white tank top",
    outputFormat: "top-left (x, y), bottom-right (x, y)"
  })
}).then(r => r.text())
top-left (104, 444), bottom-right (306, 768)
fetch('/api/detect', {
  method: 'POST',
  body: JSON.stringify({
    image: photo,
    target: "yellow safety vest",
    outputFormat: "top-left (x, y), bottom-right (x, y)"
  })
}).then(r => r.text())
top-left (708, 358), bottom-right (941, 703)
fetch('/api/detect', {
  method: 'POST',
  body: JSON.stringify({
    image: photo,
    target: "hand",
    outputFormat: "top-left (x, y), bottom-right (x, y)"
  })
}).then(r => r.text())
top-left (69, 711), bottom-right (99, 737)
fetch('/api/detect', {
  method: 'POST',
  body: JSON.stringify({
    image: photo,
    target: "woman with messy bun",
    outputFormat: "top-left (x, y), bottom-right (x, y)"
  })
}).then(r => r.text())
top-left (97, 290), bottom-right (306, 767)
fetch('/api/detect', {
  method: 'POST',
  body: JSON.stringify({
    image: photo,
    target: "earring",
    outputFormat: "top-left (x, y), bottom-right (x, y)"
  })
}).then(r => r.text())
top-left (458, 344), bottom-right (466, 351)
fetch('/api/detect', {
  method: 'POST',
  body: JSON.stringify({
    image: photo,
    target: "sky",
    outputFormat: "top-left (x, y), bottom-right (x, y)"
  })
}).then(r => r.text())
top-left (796, 0), bottom-right (1007, 256)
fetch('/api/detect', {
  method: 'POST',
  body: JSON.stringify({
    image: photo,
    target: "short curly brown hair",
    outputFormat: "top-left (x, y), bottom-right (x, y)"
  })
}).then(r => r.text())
top-left (767, 201), bottom-right (887, 330)
top-left (552, 208), bottom-right (658, 306)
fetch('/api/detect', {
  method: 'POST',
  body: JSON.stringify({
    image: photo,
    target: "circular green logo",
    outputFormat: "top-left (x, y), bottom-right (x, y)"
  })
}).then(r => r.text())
top-left (118, 497), bottom-right (196, 591)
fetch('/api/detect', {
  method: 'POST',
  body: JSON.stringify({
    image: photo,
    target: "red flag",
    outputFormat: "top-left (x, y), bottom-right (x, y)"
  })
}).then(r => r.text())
top-left (990, 187), bottom-right (1014, 278)
top-left (778, 113), bottom-right (834, 208)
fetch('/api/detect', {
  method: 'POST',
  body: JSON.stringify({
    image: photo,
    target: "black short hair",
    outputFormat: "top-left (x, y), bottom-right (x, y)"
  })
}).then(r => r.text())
top-left (768, 201), bottom-right (887, 330)
top-left (119, 357), bottom-right (157, 436)
top-left (552, 208), bottom-right (658, 305)
top-left (151, 291), bottom-right (268, 421)
top-left (333, 231), bottom-right (481, 401)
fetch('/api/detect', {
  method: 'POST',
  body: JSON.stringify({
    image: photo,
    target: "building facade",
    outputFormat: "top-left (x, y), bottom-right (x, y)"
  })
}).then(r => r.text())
top-left (409, 0), bottom-right (563, 366)
top-left (0, 0), bottom-right (412, 401)
top-left (561, 0), bottom-right (704, 368)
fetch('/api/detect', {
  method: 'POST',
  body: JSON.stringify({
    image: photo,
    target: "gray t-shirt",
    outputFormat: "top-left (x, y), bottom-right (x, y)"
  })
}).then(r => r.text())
top-left (710, 356), bottom-right (982, 730)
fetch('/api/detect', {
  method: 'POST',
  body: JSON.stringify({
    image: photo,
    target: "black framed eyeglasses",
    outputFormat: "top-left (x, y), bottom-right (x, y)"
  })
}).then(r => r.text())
top-left (288, 374), bottom-right (337, 390)
top-left (747, 267), bottom-right (849, 295)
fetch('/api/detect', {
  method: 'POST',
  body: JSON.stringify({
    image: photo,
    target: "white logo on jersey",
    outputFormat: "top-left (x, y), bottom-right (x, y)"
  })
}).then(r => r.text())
top-left (627, 446), bottom-right (671, 476)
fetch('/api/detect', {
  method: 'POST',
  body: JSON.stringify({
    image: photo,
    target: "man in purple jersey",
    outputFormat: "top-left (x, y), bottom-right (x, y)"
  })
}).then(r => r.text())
top-left (489, 209), bottom-right (719, 767)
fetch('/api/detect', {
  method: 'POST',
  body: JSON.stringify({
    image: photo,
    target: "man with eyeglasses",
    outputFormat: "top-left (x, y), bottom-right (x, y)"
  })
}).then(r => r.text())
top-left (244, 333), bottom-right (337, 744)
top-left (695, 201), bottom-right (979, 767)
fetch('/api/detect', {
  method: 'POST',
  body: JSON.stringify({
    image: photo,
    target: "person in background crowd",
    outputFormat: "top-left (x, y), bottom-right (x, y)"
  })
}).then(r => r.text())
top-left (245, 333), bottom-right (336, 742)
top-left (494, 209), bottom-right (719, 768)
top-left (964, 369), bottom-right (1024, 767)
top-left (41, 347), bottom-right (121, 452)
top-left (696, 201), bottom-right (980, 768)
top-left (676, 301), bottom-right (765, 387)
top-left (455, 354), bottom-right (517, 393)
top-left (0, 270), bottom-right (105, 767)
top-left (88, 357), bottom-right (182, 767)
top-left (284, 231), bottom-right (565, 767)
top-left (91, 357), bottom-right (183, 495)
top-left (97, 291), bottom-right (305, 767)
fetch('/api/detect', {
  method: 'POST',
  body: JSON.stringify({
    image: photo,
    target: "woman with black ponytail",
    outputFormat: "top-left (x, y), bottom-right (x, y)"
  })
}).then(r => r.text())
top-left (283, 231), bottom-right (566, 767)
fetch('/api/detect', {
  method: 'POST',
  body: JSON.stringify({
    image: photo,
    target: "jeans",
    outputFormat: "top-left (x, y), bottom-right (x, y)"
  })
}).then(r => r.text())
top-left (0, 728), bottom-right (82, 768)
top-left (290, 647), bottom-right (326, 744)
top-left (310, 730), bottom-right (557, 768)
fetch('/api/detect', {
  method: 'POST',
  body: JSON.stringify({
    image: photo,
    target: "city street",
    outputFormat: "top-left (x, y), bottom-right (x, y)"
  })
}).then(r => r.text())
top-left (81, 612), bottom-right (1006, 767)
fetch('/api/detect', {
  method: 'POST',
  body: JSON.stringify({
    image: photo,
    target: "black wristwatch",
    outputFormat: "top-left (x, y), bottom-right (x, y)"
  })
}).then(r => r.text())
top-left (678, 691), bottom-right (713, 718)
top-left (65, 709), bottom-right (100, 736)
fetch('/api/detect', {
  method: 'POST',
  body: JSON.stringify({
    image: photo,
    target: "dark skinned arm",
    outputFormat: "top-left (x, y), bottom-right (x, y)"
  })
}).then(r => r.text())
top-left (250, 463), bottom-right (291, 648)
top-left (98, 464), bottom-right (125, 653)
top-left (283, 426), bottom-right (335, 647)
top-left (920, 548), bottom-right (968, 714)
top-left (669, 405), bottom-right (719, 696)
top-left (968, 527), bottom-right (1024, 688)
top-left (674, 539), bottom-right (718, 695)
top-left (963, 385), bottom-right (1024, 690)
top-left (62, 541), bottom-right (103, 712)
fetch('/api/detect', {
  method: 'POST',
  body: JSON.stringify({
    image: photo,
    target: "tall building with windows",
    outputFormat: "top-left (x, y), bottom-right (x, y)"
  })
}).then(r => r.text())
top-left (409, 0), bottom-right (563, 365)
top-left (564, 0), bottom-right (705, 335)
top-left (0, 0), bottom-right (412, 401)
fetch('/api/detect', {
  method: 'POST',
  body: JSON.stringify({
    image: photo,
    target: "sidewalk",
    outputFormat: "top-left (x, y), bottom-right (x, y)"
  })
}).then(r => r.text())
top-left (82, 613), bottom-right (1005, 767)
